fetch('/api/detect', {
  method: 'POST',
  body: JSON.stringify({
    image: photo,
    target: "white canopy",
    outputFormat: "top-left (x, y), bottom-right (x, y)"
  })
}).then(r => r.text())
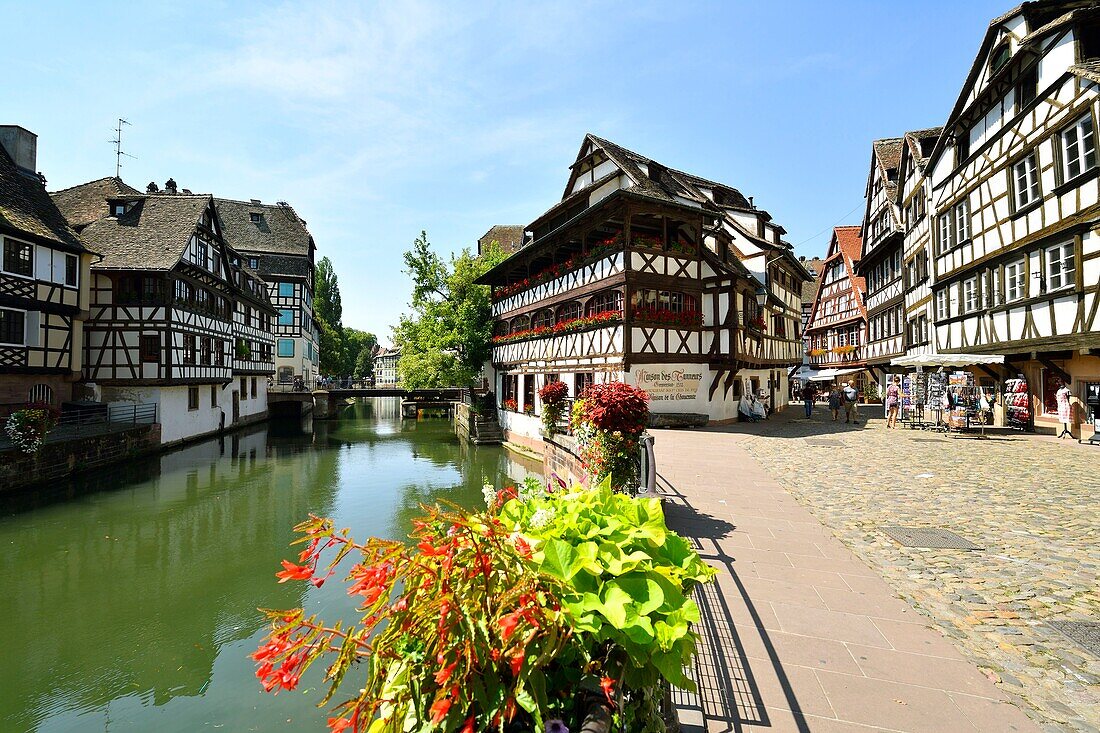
top-left (794, 367), bottom-right (864, 381)
top-left (890, 354), bottom-right (1005, 368)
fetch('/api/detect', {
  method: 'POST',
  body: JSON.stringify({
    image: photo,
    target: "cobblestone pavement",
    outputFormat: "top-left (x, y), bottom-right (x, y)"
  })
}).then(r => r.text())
top-left (723, 404), bottom-right (1099, 732)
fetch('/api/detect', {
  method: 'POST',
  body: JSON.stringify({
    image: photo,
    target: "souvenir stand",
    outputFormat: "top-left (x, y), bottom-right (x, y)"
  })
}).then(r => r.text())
top-left (1003, 376), bottom-right (1032, 431)
top-left (1084, 383), bottom-right (1100, 446)
top-left (890, 354), bottom-right (1007, 435)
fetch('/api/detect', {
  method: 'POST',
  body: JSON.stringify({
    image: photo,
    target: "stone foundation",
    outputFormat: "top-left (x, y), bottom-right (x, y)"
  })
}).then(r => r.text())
top-left (542, 434), bottom-right (588, 489)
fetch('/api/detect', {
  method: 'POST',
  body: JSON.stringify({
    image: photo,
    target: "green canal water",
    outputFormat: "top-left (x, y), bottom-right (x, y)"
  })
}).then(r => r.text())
top-left (0, 399), bottom-right (538, 733)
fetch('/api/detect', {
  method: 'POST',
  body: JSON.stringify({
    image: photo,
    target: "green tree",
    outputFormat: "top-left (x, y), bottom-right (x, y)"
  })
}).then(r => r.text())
top-left (343, 328), bottom-right (378, 379)
top-left (317, 316), bottom-right (345, 376)
top-left (393, 231), bottom-right (506, 389)
top-left (314, 257), bottom-right (343, 328)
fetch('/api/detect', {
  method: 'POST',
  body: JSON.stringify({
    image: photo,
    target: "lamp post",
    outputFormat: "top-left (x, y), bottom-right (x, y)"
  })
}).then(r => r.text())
top-left (755, 285), bottom-right (768, 309)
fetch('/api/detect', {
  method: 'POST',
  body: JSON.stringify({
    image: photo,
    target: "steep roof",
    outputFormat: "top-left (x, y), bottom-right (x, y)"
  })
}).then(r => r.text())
top-left (799, 257), bottom-right (824, 304)
top-left (80, 194), bottom-right (211, 270)
top-left (0, 145), bottom-right (88, 253)
top-left (50, 177), bottom-right (141, 231)
top-left (903, 127), bottom-right (944, 174)
top-left (806, 226), bottom-right (867, 330)
top-left (834, 225), bottom-right (864, 270)
top-left (478, 225), bottom-right (525, 254)
top-left (871, 137), bottom-right (904, 200)
top-left (1070, 59), bottom-right (1100, 84)
top-left (213, 198), bottom-right (314, 257)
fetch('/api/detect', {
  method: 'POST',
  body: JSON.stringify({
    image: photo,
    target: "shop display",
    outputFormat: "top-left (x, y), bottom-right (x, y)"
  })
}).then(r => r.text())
top-left (1003, 377), bottom-right (1031, 430)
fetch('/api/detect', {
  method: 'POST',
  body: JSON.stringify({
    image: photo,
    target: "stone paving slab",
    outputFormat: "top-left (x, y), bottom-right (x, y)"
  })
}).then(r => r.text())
top-left (655, 427), bottom-right (1046, 733)
top-left (663, 404), bottom-right (1098, 732)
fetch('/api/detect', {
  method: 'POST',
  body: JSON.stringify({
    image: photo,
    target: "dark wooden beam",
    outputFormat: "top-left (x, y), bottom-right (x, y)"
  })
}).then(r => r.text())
top-left (1037, 356), bottom-right (1071, 385)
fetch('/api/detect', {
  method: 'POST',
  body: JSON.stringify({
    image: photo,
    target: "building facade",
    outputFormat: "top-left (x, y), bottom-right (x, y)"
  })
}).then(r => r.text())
top-left (53, 184), bottom-right (277, 445)
top-left (925, 1), bottom-right (1100, 435)
top-left (0, 125), bottom-right (95, 412)
top-left (804, 227), bottom-right (871, 390)
top-left (898, 128), bottom-right (943, 358)
top-left (215, 198), bottom-right (318, 385)
top-left (479, 135), bottom-right (810, 444)
top-left (856, 138), bottom-right (906, 381)
top-left (374, 347), bottom-right (400, 387)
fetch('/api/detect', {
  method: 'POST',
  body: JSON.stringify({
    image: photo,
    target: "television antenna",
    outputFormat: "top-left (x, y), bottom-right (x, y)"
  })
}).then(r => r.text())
top-left (109, 118), bottom-right (136, 177)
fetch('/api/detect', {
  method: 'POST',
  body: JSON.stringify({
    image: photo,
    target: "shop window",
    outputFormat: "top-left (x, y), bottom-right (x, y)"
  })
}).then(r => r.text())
top-left (1042, 368), bottom-right (1066, 415)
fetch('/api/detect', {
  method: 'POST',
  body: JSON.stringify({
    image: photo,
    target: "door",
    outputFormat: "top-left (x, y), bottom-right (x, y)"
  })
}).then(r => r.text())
top-left (232, 390), bottom-right (240, 423)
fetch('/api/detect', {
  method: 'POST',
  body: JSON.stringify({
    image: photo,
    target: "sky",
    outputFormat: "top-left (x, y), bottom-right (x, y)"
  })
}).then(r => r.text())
top-left (3, 0), bottom-right (1010, 340)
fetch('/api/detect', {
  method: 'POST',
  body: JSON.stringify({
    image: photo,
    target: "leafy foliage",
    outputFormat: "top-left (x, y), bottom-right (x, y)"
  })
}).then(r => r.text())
top-left (393, 232), bottom-right (507, 389)
top-left (344, 328), bottom-right (378, 380)
top-left (570, 383), bottom-right (650, 491)
top-left (5, 404), bottom-right (59, 454)
top-left (253, 478), bottom-right (716, 732)
top-left (538, 381), bottom-right (569, 436)
top-left (315, 256), bottom-right (343, 329)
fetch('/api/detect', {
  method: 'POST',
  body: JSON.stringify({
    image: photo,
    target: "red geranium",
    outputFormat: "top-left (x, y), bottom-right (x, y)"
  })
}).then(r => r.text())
top-left (538, 380), bottom-right (569, 405)
top-left (577, 382), bottom-right (649, 434)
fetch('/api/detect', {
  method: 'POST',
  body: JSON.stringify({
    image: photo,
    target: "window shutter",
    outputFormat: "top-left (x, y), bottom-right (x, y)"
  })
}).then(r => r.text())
top-left (25, 310), bottom-right (40, 347)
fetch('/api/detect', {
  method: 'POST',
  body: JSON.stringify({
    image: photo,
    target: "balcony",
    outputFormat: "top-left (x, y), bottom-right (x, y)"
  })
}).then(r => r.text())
top-left (807, 345), bottom-right (864, 366)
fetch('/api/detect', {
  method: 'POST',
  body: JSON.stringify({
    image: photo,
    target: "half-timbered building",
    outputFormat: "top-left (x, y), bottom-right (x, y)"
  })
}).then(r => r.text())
top-left (804, 227), bottom-right (871, 391)
top-left (0, 125), bottom-right (95, 411)
top-left (897, 128), bottom-right (943, 357)
top-left (215, 198), bottom-right (319, 384)
top-left (56, 185), bottom-right (277, 445)
top-left (478, 134), bottom-right (811, 443)
top-left (855, 138), bottom-right (906, 380)
top-left (926, 1), bottom-right (1100, 435)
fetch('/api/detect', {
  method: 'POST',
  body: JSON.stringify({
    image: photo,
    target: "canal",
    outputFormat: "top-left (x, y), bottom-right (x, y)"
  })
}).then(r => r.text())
top-left (0, 399), bottom-right (538, 732)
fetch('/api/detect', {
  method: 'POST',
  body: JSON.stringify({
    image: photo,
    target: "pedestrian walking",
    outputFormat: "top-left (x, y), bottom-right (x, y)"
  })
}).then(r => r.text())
top-left (885, 376), bottom-right (903, 429)
top-left (842, 381), bottom-right (859, 424)
top-left (801, 383), bottom-right (816, 418)
top-left (827, 384), bottom-right (842, 421)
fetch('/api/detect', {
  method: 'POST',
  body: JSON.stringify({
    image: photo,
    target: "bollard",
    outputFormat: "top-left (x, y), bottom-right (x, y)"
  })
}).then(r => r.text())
top-left (636, 433), bottom-right (657, 497)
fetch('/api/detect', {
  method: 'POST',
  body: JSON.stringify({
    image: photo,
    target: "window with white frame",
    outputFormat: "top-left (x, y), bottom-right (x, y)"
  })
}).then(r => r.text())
top-left (1061, 113), bottom-right (1097, 182)
top-left (1013, 153), bottom-right (1040, 208)
top-left (1005, 260), bottom-right (1025, 302)
top-left (961, 278), bottom-right (979, 313)
top-left (935, 289), bottom-right (950, 320)
top-left (954, 199), bottom-right (970, 243)
top-left (937, 212), bottom-right (952, 254)
top-left (1045, 242), bottom-right (1075, 291)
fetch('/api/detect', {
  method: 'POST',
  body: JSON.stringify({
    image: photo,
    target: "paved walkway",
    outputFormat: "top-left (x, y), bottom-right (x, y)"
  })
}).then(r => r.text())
top-left (655, 422), bottom-right (1065, 733)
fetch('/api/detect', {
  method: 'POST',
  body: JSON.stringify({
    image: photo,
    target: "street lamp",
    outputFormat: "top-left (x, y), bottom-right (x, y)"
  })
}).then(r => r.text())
top-left (755, 285), bottom-right (768, 309)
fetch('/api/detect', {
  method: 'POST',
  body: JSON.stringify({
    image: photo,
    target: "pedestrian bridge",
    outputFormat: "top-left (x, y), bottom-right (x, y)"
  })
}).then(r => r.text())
top-left (268, 386), bottom-right (464, 419)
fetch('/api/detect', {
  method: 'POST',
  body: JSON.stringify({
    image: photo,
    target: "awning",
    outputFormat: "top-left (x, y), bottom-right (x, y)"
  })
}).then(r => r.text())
top-left (890, 354), bottom-right (1005, 369)
top-left (793, 366), bottom-right (864, 381)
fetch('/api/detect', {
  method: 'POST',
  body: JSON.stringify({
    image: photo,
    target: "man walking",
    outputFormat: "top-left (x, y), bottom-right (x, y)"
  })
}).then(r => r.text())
top-left (842, 381), bottom-right (859, 424)
top-left (801, 383), bottom-right (816, 418)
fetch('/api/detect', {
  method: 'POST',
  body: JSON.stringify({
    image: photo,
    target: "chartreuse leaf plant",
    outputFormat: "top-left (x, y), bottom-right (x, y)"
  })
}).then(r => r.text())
top-left (252, 476), bottom-right (716, 733)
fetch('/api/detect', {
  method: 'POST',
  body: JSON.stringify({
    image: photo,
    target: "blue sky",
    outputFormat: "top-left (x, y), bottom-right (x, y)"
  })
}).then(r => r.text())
top-left (4, 0), bottom-right (1008, 339)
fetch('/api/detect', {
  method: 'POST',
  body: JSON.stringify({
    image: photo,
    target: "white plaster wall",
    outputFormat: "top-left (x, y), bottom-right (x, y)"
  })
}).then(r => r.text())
top-left (101, 384), bottom-right (224, 445)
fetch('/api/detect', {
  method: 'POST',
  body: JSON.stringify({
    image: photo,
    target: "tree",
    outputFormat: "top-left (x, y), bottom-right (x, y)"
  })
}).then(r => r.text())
top-left (343, 328), bottom-right (378, 379)
top-left (316, 316), bottom-right (345, 376)
top-left (314, 257), bottom-right (343, 328)
top-left (393, 232), bottom-right (506, 388)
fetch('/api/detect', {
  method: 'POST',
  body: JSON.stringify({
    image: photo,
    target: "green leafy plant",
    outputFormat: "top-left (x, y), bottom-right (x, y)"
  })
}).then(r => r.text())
top-left (538, 381), bottom-right (569, 436)
top-left (570, 383), bottom-right (649, 491)
top-left (5, 404), bottom-right (59, 454)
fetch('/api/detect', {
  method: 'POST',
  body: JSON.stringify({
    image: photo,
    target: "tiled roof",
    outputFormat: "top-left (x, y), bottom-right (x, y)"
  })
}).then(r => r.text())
top-left (904, 127), bottom-right (944, 171)
top-left (80, 194), bottom-right (210, 270)
top-left (214, 198), bottom-right (314, 257)
top-left (50, 177), bottom-right (141, 231)
top-left (801, 275), bottom-right (821, 304)
top-left (1070, 60), bottom-right (1100, 85)
top-left (833, 226), bottom-right (863, 266)
top-left (478, 225), bottom-right (525, 254)
top-left (872, 138), bottom-right (905, 201)
top-left (0, 146), bottom-right (88, 252)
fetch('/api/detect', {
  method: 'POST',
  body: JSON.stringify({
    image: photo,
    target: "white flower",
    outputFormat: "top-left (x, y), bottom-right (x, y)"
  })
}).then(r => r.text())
top-left (482, 483), bottom-right (497, 507)
top-left (529, 508), bottom-right (555, 529)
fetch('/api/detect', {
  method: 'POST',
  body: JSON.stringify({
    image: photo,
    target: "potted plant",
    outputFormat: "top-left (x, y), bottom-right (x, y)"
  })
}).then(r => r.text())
top-left (4, 403), bottom-right (60, 454)
top-left (538, 381), bottom-right (569, 437)
top-left (502, 399), bottom-right (518, 413)
top-left (570, 382), bottom-right (649, 492)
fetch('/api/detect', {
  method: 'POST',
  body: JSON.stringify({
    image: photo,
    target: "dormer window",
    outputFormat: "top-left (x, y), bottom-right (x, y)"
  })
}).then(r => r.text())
top-left (990, 40), bottom-right (1011, 75)
top-left (113, 204), bottom-right (127, 217)
top-left (250, 212), bottom-right (262, 223)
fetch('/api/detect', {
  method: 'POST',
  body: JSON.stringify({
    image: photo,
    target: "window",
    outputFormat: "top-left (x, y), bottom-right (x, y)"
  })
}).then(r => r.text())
top-left (989, 41), bottom-right (1011, 74)
top-left (962, 278), bottom-right (979, 313)
top-left (935, 289), bottom-right (950, 320)
top-left (1015, 66), bottom-right (1038, 111)
top-left (113, 204), bottom-right (127, 217)
top-left (65, 255), bottom-right (78, 286)
top-left (278, 309), bottom-right (294, 326)
top-left (3, 239), bottom-right (33, 277)
top-left (956, 131), bottom-right (970, 165)
top-left (1006, 260), bottom-right (1025, 302)
top-left (1046, 242), bottom-right (1075, 291)
top-left (0, 308), bottom-right (25, 345)
top-left (278, 338), bottom-right (295, 357)
top-left (585, 290), bottom-right (623, 316)
top-left (240, 377), bottom-right (248, 399)
top-left (251, 377), bottom-right (257, 399)
top-left (215, 339), bottom-right (225, 366)
top-left (195, 288), bottom-right (210, 311)
top-left (937, 212), bottom-right (952, 254)
top-left (532, 309), bottom-right (553, 329)
top-left (195, 239), bottom-right (208, 268)
top-left (143, 276), bottom-right (161, 302)
top-left (278, 282), bottom-right (294, 297)
top-left (183, 334), bottom-right (196, 364)
top-left (1014, 153), bottom-right (1040, 209)
top-left (556, 301), bottom-right (582, 322)
top-left (249, 212), bottom-right (262, 223)
top-left (954, 199), bottom-right (970, 244)
top-left (211, 385), bottom-right (218, 408)
top-left (140, 334), bottom-right (160, 363)
top-left (248, 257), bottom-right (259, 269)
top-left (574, 372), bottom-right (594, 396)
top-left (174, 279), bottom-right (192, 303)
top-left (201, 337), bottom-right (212, 365)
top-left (1061, 114), bottom-right (1097, 181)
top-left (188, 387), bottom-right (199, 411)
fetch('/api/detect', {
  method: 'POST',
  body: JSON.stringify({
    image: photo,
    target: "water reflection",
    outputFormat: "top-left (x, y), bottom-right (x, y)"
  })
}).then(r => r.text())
top-left (0, 398), bottom-right (538, 732)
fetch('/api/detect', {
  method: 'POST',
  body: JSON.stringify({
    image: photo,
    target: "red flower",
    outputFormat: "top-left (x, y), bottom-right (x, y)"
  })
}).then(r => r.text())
top-left (600, 676), bottom-right (617, 707)
top-left (327, 717), bottom-right (352, 733)
top-left (434, 661), bottom-right (458, 685)
top-left (461, 717), bottom-right (476, 733)
top-left (429, 696), bottom-right (452, 725)
top-left (510, 650), bottom-right (525, 676)
top-left (275, 559), bottom-right (313, 583)
top-left (498, 610), bottom-right (523, 642)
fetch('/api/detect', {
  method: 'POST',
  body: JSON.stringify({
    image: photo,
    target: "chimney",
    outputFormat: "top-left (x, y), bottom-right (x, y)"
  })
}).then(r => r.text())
top-left (250, 198), bottom-right (261, 205)
top-left (748, 196), bottom-right (754, 208)
top-left (164, 178), bottom-right (178, 194)
top-left (146, 181), bottom-right (159, 193)
top-left (0, 125), bottom-right (38, 174)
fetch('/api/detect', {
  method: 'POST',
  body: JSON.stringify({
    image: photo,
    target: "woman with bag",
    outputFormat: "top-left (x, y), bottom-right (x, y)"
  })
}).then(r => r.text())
top-left (885, 376), bottom-right (903, 429)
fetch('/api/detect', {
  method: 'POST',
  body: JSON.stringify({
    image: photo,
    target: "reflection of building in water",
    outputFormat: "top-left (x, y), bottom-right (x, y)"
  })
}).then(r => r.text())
top-left (0, 422), bottom-right (340, 730)
top-left (367, 396), bottom-right (401, 420)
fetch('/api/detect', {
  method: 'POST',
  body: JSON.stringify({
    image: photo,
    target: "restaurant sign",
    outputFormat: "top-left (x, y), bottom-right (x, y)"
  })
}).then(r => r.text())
top-left (632, 366), bottom-right (704, 403)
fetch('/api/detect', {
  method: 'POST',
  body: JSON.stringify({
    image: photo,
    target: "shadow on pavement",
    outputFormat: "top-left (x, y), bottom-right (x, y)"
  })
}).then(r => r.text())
top-left (658, 474), bottom-right (811, 733)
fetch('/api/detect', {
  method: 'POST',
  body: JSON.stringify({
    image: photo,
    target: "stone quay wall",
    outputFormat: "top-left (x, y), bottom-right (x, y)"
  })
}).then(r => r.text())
top-left (0, 424), bottom-right (162, 492)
